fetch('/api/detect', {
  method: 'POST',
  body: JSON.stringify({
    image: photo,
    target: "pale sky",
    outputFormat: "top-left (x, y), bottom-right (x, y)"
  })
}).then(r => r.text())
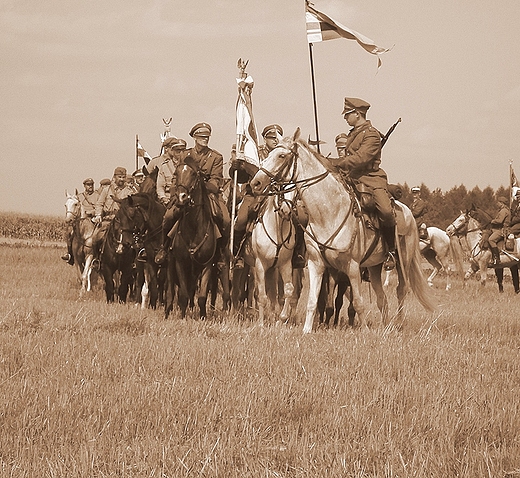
top-left (2, 0), bottom-right (520, 216)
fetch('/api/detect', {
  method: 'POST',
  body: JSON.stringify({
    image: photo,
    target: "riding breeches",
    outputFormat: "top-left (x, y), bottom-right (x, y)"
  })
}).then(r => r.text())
top-left (373, 188), bottom-right (396, 227)
top-left (488, 230), bottom-right (504, 248)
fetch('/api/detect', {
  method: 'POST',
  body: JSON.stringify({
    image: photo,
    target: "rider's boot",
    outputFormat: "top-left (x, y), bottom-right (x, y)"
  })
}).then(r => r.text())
top-left (154, 236), bottom-right (169, 265)
top-left (292, 225), bottom-right (306, 269)
top-left (491, 246), bottom-right (501, 266)
top-left (381, 224), bottom-right (397, 271)
top-left (61, 233), bottom-right (74, 265)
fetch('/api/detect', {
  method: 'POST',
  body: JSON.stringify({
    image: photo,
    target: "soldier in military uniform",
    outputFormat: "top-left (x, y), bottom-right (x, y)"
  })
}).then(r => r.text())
top-left (155, 123), bottom-right (229, 264)
top-left (91, 167), bottom-right (134, 269)
top-left (156, 136), bottom-right (187, 207)
top-left (61, 177), bottom-right (99, 265)
top-left (482, 196), bottom-right (511, 265)
top-left (335, 133), bottom-right (348, 158)
top-left (509, 189), bottom-right (520, 237)
top-left (329, 97), bottom-right (397, 271)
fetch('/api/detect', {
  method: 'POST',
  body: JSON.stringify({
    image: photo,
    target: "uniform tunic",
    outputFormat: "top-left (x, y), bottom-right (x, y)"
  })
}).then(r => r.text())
top-left (331, 119), bottom-right (395, 226)
top-left (78, 190), bottom-right (99, 217)
top-left (156, 154), bottom-right (178, 204)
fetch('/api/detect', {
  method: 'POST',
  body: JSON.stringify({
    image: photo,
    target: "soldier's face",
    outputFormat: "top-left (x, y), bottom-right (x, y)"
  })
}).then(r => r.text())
top-left (194, 135), bottom-right (210, 148)
top-left (114, 174), bottom-right (126, 187)
top-left (336, 146), bottom-right (346, 158)
top-left (85, 183), bottom-right (94, 193)
top-left (264, 136), bottom-right (278, 151)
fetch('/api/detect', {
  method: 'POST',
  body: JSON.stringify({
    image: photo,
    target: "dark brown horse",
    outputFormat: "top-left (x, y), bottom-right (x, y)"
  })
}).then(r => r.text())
top-left (165, 158), bottom-right (229, 319)
top-left (124, 192), bottom-right (166, 308)
top-left (100, 197), bottom-right (142, 303)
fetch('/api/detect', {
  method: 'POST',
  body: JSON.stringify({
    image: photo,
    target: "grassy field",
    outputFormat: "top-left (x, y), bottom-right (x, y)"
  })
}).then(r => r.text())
top-left (1, 243), bottom-right (520, 477)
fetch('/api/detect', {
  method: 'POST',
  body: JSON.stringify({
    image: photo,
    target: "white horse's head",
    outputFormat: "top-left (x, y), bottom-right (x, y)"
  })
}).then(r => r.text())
top-left (250, 128), bottom-right (301, 196)
top-left (64, 190), bottom-right (80, 223)
top-left (446, 211), bottom-right (468, 237)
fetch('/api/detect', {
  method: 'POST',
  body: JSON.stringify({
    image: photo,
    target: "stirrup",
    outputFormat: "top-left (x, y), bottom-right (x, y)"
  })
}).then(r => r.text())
top-left (61, 253), bottom-right (71, 262)
top-left (384, 251), bottom-right (397, 271)
top-left (137, 248), bottom-right (147, 262)
top-left (91, 258), bottom-right (100, 271)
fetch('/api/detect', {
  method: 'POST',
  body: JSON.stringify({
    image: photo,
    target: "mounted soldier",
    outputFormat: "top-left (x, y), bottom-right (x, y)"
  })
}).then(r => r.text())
top-left (329, 97), bottom-right (397, 271)
top-left (156, 136), bottom-right (187, 207)
top-left (61, 178), bottom-right (99, 265)
top-left (155, 123), bottom-right (229, 264)
top-left (481, 196), bottom-right (511, 265)
top-left (91, 167), bottom-right (134, 270)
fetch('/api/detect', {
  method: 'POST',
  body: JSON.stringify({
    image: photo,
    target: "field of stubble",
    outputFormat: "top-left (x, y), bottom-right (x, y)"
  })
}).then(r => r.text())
top-left (1, 243), bottom-right (519, 477)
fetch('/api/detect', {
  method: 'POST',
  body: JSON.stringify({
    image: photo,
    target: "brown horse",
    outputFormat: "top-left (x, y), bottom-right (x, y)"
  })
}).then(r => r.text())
top-left (165, 158), bottom-right (230, 319)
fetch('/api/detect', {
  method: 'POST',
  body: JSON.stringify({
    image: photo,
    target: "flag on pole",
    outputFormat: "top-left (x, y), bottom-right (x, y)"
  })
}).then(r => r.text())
top-left (137, 141), bottom-right (153, 165)
top-left (236, 59), bottom-right (259, 167)
top-left (305, 1), bottom-right (390, 68)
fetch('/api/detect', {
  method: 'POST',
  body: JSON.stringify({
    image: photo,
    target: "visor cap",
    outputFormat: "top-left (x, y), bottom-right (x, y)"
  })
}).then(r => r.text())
top-left (189, 122), bottom-right (212, 137)
top-left (342, 97), bottom-right (371, 115)
top-left (261, 124), bottom-right (283, 138)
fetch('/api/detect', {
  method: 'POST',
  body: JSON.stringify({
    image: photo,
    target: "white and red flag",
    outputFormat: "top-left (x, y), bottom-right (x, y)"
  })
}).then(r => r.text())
top-left (136, 141), bottom-right (153, 165)
top-left (305, 1), bottom-right (390, 68)
top-left (235, 59), bottom-right (259, 167)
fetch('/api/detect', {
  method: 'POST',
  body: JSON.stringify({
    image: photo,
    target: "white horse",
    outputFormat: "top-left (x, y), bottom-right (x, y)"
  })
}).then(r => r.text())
top-left (446, 208), bottom-right (520, 286)
top-left (240, 188), bottom-right (297, 325)
top-left (384, 226), bottom-right (464, 290)
top-left (64, 191), bottom-right (96, 294)
top-left (250, 129), bottom-right (436, 333)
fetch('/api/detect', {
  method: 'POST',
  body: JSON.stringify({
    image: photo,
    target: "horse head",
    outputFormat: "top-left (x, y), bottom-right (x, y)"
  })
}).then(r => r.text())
top-left (446, 211), bottom-right (469, 237)
top-left (112, 197), bottom-right (144, 254)
top-left (64, 190), bottom-right (80, 223)
top-left (250, 128), bottom-right (301, 195)
top-left (175, 158), bottom-right (200, 207)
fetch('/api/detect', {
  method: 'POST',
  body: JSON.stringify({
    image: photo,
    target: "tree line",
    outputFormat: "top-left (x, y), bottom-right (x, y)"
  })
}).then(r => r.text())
top-left (397, 183), bottom-right (512, 230)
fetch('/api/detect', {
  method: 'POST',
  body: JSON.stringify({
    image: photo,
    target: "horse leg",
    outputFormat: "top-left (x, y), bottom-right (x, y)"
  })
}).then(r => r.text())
top-left (343, 261), bottom-right (366, 329)
top-left (254, 259), bottom-right (268, 325)
top-left (383, 269), bottom-right (392, 287)
top-left (219, 263), bottom-right (231, 312)
top-left (495, 267), bottom-right (504, 293)
top-left (278, 261), bottom-right (295, 323)
top-left (367, 264), bottom-right (388, 326)
top-left (197, 266), bottom-right (214, 320)
top-left (303, 257), bottom-right (327, 334)
top-left (102, 266), bottom-right (115, 303)
top-left (334, 279), bottom-right (349, 327)
top-left (511, 265), bottom-right (520, 293)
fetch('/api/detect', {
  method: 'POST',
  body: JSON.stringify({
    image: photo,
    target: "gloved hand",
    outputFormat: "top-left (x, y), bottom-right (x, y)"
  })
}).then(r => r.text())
top-left (92, 215), bottom-right (102, 224)
top-left (161, 197), bottom-right (170, 207)
top-left (231, 158), bottom-right (243, 171)
top-left (206, 182), bottom-right (219, 194)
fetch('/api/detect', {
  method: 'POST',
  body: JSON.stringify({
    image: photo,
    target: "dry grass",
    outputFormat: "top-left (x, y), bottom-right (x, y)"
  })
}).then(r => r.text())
top-left (1, 244), bottom-right (519, 477)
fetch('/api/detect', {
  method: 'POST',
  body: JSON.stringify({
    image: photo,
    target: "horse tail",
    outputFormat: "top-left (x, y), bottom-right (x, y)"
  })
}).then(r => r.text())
top-left (407, 228), bottom-right (437, 312)
top-left (448, 235), bottom-right (465, 278)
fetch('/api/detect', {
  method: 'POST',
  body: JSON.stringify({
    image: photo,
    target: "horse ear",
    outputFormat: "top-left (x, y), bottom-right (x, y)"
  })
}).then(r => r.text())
top-left (292, 128), bottom-right (301, 142)
top-left (65, 189), bottom-right (68, 197)
top-left (75, 188), bottom-right (79, 196)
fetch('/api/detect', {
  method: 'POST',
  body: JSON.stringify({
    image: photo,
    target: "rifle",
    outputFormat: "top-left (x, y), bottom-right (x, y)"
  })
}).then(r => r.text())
top-left (381, 117), bottom-right (401, 148)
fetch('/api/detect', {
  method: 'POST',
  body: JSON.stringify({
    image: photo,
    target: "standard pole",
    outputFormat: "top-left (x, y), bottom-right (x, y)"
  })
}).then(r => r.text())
top-left (308, 42), bottom-right (321, 154)
top-left (135, 135), bottom-right (139, 171)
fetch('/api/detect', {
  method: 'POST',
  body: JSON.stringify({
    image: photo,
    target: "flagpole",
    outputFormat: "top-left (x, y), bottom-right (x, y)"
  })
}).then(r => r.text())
top-left (135, 135), bottom-right (139, 172)
top-left (308, 42), bottom-right (321, 154)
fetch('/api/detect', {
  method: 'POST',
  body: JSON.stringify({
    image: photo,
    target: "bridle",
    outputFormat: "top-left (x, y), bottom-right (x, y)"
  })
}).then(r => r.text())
top-left (256, 141), bottom-right (358, 255)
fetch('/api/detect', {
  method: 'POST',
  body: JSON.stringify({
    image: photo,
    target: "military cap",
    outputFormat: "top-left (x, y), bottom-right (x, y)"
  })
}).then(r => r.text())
top-left (411, 186), bottom-right (421, 192)
top-left (100, 178), bottom-right (111, 186)
top-left (335, 133), bottom-right (348, 146)
top-left (497, 196), bottom-right (508, 205)
top-left (132, 168), bottom-right (144, 178)
top-left (83, 177), bottom-right (94, 185)
top-left (163, 136), bottom-right (187, 149)
top-left (261, 124), bottom-right (283, 138)
top-left (113, 166), bottom-right (127, 176)
top-left (342, 97), bottom-right (371, 115)
top-left (189, 122), bottom-right (212, 137)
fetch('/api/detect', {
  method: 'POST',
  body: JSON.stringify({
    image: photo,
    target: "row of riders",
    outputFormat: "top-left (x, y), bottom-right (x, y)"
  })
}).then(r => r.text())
top-left (62, 99), bottom-right (431, 323)
top-left (63, 96), bottom-right (519, 328)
